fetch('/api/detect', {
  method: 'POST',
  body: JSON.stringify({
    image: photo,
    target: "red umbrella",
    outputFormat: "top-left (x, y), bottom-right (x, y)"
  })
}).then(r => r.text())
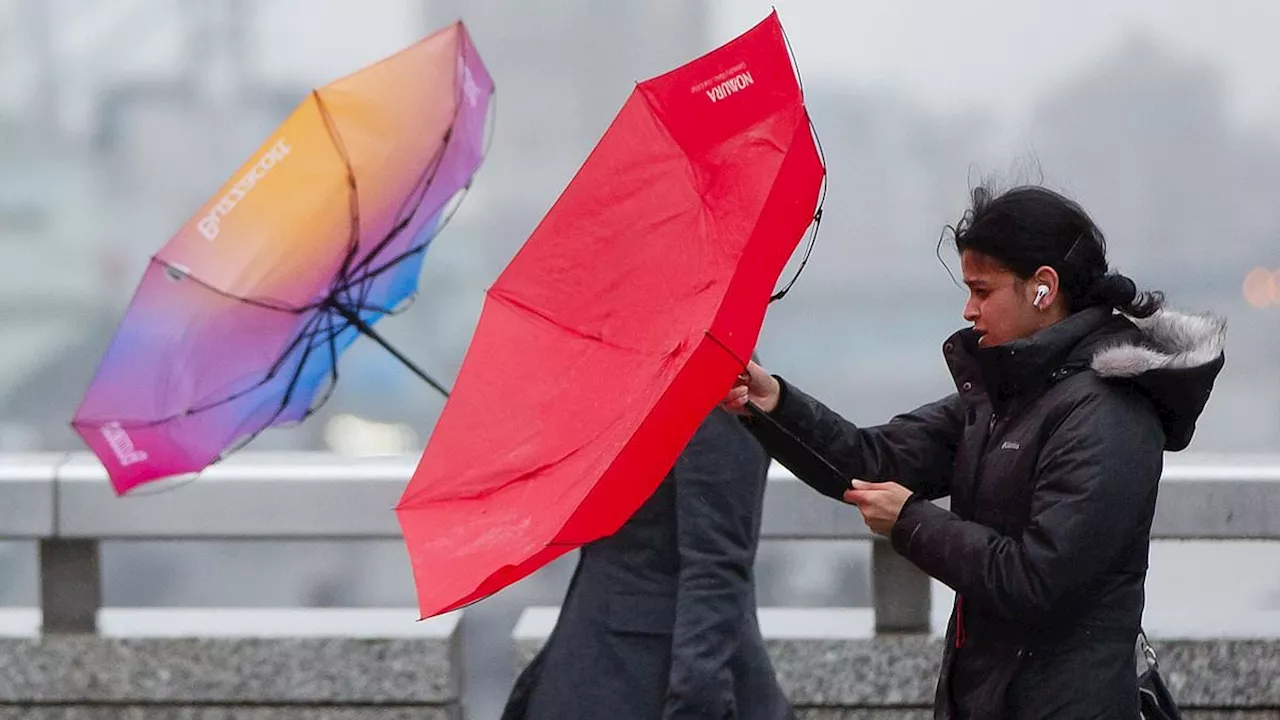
top-left (396, 11), bottom-right (826, 619)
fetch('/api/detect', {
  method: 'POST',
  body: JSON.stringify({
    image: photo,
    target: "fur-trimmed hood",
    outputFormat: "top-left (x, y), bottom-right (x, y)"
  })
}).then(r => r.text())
top-left (1091, 310), bottom-right (1226, 379)
top-left (1090, 309), bottom-right (1226, 451)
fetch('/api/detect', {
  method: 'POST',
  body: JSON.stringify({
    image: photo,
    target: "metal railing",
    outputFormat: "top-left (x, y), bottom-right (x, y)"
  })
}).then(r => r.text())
top-left (3, 451), bottom-right (1279, 634)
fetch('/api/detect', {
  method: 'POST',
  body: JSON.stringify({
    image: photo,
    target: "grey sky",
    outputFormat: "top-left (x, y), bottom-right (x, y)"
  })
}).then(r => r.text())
top-left (714, 1), bottom-right (1280, 134)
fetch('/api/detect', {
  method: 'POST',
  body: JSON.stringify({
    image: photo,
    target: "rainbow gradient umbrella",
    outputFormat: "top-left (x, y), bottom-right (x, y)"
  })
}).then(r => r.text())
top-left (72, 21), bottom-right (494, 495)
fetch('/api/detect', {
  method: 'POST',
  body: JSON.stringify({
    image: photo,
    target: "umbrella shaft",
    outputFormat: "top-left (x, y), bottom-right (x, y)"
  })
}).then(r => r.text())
top-left (745, 400), bottom-right (845, 482)
top-left (329, 304), bottom-right (451, 399)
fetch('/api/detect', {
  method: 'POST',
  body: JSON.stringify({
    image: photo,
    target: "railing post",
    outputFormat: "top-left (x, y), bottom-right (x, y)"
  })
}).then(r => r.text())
top-left (39, 539), bottom-right (101, 634)
top-left (872, 538), bottom-right (931, 634)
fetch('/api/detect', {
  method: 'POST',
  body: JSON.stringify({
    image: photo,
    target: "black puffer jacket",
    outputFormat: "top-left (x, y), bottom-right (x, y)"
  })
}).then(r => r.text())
top-left (748, 306), bottom-right (1225, 719)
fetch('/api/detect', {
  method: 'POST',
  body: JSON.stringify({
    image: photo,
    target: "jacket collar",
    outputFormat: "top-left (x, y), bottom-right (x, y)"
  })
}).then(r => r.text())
top-left (942, 306), bottom-right (1118, 412)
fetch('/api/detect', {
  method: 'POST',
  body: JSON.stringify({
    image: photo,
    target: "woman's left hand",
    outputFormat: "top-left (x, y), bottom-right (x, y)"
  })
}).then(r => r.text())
top-left (843, 479), bottom-right (913, 537)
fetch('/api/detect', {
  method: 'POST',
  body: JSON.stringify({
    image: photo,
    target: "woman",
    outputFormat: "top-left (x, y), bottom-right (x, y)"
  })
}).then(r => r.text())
top-left (724, 185), bottom-right (1225, 718)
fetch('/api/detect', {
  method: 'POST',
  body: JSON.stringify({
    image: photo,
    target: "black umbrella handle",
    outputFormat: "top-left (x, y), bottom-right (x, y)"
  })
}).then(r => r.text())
top-left (330, 304), bottom-right (451, 399)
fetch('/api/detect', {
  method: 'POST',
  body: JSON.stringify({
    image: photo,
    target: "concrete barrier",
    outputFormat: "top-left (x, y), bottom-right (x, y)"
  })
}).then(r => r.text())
top-left (0, 608), bottom-right (463, 719)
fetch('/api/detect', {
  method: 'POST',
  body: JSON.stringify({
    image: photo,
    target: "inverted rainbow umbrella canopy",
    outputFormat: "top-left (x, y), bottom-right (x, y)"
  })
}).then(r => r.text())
top-left (73, 21), bottom-right (494, 495)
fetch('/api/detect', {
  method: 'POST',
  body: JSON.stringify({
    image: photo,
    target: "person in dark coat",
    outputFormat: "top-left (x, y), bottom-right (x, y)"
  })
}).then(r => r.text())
top-left (500, 405), bottom-right (795, 720)
top-left (724, 185), bottom-right (1225, 719)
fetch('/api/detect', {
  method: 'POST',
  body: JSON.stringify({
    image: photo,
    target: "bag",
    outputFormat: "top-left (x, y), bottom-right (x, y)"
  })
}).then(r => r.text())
top-left (1137, 630), bottom-right (1182, 720)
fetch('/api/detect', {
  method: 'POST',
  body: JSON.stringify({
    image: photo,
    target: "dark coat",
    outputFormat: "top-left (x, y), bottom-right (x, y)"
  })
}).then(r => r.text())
top-left (502, 408), bottom-right (794, 720)
top-left (747, 307), bottom-right (1225, 719)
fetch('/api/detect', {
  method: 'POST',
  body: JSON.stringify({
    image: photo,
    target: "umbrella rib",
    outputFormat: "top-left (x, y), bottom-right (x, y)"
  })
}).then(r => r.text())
top-left (173, 311), bottom-right (330, 421)
top-left (332, 143), bottom-right (468, 298)
top-left (336, 243), bottom-right (427, 297)
top-left (312, 89), bottom-right (364, 289)
top-left (329, 277), bottom-right (406, 321)
top-left (346, 241), bottom-right (426, 285)
top-left (767, 19), bottom-right (828, 304)
top-left (75, 308), bottom-right (334, 430)
top-left (485, 289), bottom-right (652, 354)
top-left (288, 305), bottom-right (347, 421)
top-left (151, 256), bottom-right (310, 313)
top-left (700, 329), bottom-right (749, 371)
top-left (335, 56), bottom-right (497, 297)
top-left (400, 445), bottom-right (586, 506)
top-left (338, 127), bottom-right (484, 294)
top-left (216, 316), bottom-right (328, 460)
top-left (257, 310), bottom-right (328, 429)
top-left (304, 304), bottom-right (344, 419)
top-left (337, 126), bottom-right (452, 287)
top-left (338, 27), bottom-right (479, 285)
top-left (769, 109), bottom-right (828, 303)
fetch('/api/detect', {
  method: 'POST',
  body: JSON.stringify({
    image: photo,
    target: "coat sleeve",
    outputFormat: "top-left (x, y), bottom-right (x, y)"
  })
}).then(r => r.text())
top-left (662, 412), bottom-right (767, 720)
top-left (890, 385), bottom-right (1163, 624)
top-left (745, 377), bottom-right (964, 500)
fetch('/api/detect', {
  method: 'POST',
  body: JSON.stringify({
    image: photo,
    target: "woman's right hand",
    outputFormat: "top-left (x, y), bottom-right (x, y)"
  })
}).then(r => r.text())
top-left (722, 360), bottom-right (782, 415)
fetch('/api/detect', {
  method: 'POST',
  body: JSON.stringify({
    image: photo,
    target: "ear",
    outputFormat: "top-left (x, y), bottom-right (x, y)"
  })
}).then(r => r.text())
top-left (1030, 265), bottom-right (1061, 309)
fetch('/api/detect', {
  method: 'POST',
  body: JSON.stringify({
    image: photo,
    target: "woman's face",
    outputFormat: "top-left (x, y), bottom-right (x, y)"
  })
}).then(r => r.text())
top-left (960, 250), bottom-right (1048, 347)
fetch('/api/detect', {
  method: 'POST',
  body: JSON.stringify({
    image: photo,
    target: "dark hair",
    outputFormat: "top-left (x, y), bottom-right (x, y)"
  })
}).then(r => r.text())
top-left (944, 185), bottom-right (1163, 318)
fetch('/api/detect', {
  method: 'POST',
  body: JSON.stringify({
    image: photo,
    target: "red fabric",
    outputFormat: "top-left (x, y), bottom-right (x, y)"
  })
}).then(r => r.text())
top-left (396, 12), bottom-right (825, 619)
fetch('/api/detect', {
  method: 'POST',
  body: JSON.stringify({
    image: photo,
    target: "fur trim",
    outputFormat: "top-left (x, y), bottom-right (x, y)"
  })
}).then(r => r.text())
top-left (1091, 310), bottom-right (1226, 378)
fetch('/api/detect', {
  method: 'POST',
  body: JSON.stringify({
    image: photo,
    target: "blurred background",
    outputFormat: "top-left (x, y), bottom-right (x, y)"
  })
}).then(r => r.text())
top-left (1, 1), bottom-right (1278, 716)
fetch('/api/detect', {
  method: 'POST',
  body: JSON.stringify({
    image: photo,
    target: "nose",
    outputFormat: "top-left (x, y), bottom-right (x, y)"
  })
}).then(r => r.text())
top-left (963, 297), bottom-right (979, 323)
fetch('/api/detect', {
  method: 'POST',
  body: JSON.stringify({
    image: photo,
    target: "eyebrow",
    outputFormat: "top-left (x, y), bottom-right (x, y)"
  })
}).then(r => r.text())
top-left (963, 278), bottom-right (989, 289)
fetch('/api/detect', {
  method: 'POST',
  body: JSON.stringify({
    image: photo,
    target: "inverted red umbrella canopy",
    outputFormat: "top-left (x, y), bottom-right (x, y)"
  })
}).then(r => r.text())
top-left (396, 12), bottom-right (825, 618)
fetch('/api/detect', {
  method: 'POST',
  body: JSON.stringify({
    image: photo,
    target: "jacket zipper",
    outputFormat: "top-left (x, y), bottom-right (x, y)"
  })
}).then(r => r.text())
top-left (956, 407), bottom-right (1001, 651)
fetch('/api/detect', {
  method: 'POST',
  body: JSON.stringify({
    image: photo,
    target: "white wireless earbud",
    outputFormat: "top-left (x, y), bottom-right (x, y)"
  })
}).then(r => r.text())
top-left (1033, 285), bottom-right (1050, 308)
